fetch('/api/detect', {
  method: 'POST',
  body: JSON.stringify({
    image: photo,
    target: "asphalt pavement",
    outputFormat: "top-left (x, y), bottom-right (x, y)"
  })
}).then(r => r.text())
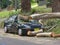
top-left (0, 36), bottom-right (40, 45)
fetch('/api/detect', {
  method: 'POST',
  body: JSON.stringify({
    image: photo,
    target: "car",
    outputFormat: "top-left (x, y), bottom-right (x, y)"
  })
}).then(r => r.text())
top-left (4, 15), bottom-right (43, 36)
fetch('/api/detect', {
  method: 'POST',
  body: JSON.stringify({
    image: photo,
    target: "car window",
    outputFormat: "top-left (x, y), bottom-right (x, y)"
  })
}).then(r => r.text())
top-left (8, 15), bottom-right (17, 22)
top-left (18, 19), bottom-right (26, 24)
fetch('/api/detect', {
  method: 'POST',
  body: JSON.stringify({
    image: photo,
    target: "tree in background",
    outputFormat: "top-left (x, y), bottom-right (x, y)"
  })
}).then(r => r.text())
top-left (11, 0), bottom-right (21, 11)
top-left (47, 0), bottom-right (60, 12)
top-left (21, 0), bottom-right (31, 13)
top-left (52, 0), bottom-right (60, 12)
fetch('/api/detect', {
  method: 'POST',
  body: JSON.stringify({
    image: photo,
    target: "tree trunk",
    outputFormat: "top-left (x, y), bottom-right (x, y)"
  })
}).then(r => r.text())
top-left (36, 32), bottom-right (53, 37)
top-left (7, 5), bottom-right (13, 11)
top-left (30, 13), bottom-right (60, 20)
top-left (21, 0), bottom-right (31, 13)
top-left (52, 0), bottom-right (60, 12)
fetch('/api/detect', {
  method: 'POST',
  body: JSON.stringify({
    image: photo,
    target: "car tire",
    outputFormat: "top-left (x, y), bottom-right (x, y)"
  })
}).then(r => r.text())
top-left (18, 29), bottom-right (27, 36)
top-left (4, 26), bottom-right (8, 33)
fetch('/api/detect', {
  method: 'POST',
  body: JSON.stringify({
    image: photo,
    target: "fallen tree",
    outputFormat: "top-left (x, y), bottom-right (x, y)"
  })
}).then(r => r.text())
top-left (36, 32), bottom-right (53, 37)
top-left (18, 13), bottom-right (60, 21)
top-left (27, 29), bottom-right (43, 36)
top-left (36, 32), bottom-right (60, 37)
top-left (30, 13), bottom-right (60, 20)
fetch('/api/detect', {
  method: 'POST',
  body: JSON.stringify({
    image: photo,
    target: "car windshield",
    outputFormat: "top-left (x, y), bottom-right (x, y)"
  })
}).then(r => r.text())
top-left (18, 19), bottom-right (27, 24)
top-left (8, 15), bottom-right (17, 21)
top-left (18, 16), bottom-right (39, 24)
top-left (18, 18), bottom-right (39, 24)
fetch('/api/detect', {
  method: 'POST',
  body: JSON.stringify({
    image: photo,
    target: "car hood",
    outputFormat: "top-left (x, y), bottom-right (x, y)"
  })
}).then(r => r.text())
top-left (24, 23), bottom-right (42, 28)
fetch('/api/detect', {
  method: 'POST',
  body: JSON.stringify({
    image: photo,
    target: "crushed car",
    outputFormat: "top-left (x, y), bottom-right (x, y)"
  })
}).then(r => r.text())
top-left (4, 15), bottom-right (43, 36)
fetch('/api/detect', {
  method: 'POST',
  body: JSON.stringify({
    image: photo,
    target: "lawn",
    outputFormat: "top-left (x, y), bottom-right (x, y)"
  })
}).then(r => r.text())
top-left (0, 10), bottom-right (20, 18)
top-left (0, 11), bottom-right (9, 18)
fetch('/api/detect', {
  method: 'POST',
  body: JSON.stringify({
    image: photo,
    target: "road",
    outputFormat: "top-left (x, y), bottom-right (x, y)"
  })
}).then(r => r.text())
top-left (0, 29), bottom-right (60, 45)
top-left (0, 37), bottom-right (39, 45)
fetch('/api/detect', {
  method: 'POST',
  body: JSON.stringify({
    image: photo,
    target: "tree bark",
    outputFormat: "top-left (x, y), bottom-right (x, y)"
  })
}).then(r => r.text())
top-left (30, 13), bottom-right (60, 19)
top-left (52, 0), bottom-right (60, 12)
top-left (21, 0), bottom-right (31, 13)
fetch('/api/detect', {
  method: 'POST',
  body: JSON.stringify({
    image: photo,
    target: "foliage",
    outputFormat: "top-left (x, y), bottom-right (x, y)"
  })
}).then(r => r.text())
top-left (12, 0), bottom-right (21, 9)
top-left (31, 0), bottom-right (36, 3)
top-left (0, 0), bottom-right (21, 9)
top-left (46, 0), bottom-right (52, 7)
top-left (0, 0), bottom-right (11, 8)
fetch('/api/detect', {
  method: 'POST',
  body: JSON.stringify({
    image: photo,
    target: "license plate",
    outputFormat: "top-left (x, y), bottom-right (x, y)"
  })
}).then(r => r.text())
top-left (34, 28), bottom-right (39, 31)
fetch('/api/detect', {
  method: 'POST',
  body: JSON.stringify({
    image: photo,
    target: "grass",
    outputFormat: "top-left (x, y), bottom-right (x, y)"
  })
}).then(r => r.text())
top-left (43, 19), bottom-right (60, 34)
top-left (52, 26), bottom-right (60, 34)
top-left (0, 11), bottom-right (9, 18)
top-left (32, 5), bottom-right (52, 13)
top-left (52, 20), bottom-right (60, 34)
top-left (0, 10), bottom-right (20, 18)
top-left (0, 22), bottom-right (4, 28)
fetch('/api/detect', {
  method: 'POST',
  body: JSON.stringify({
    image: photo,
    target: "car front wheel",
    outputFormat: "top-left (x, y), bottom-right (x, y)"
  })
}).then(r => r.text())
top-left (4, 26), bottom-right (8, 33)
top-left (18, 29), bottom-right (28, 36)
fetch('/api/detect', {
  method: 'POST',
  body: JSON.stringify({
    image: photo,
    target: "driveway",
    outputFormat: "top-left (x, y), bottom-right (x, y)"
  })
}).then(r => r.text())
top-left (0, 29), bottom-right (60, 45)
